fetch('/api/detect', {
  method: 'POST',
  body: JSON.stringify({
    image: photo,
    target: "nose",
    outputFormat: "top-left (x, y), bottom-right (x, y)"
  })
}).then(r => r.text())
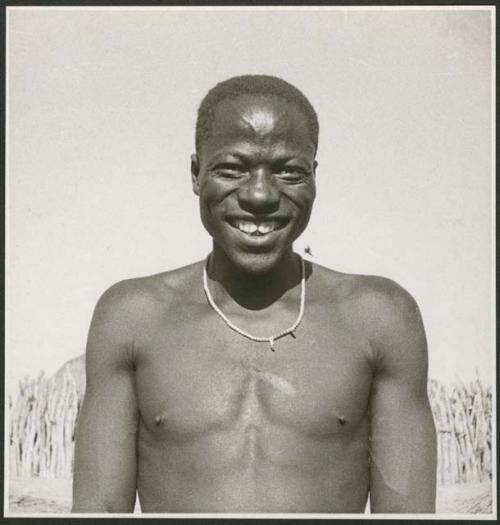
top-left (237, 169), bottom-right (280, 214)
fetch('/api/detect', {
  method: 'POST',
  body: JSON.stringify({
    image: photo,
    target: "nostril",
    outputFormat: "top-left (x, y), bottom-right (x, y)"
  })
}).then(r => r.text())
top-left (238, 194), bottom-right (279, 213)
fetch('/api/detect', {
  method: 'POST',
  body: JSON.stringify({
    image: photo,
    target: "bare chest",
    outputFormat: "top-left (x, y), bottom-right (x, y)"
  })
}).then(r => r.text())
top-left (134, 306), bottom-right (374, 441)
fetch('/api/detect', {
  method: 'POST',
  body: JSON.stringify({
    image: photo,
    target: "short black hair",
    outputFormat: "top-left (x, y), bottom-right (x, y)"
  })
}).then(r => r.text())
top-left (195, 74), bottom-right (319, 153)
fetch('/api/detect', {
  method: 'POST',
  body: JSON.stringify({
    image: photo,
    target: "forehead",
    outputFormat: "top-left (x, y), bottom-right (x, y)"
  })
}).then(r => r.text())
top-left (204, 95), bottom-right (313, 153)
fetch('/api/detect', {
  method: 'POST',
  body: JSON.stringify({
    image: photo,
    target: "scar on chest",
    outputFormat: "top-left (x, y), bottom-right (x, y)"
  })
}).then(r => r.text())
top-left (256, 370), bottom-right (296, 396)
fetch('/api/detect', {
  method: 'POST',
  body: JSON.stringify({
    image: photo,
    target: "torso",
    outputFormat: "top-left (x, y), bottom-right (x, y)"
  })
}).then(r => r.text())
top-left (129, 261), bottom-right (375, 513)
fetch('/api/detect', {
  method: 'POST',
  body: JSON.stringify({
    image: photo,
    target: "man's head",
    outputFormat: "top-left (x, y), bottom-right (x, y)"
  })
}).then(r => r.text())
top-left (191, 75), bottom-right (319, 274)
top-left (195, 75), bottom-right (319, 156)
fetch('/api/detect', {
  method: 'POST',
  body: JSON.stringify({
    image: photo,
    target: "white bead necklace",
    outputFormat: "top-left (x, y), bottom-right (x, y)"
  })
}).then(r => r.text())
top-left (203, 255), bottom-right (306, 352)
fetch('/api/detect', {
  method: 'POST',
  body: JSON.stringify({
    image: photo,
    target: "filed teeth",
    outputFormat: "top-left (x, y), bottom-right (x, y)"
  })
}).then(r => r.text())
top-left (258, 223), bottom-right (273, 234)
top-left (233, 220), bottom-right (279, 235)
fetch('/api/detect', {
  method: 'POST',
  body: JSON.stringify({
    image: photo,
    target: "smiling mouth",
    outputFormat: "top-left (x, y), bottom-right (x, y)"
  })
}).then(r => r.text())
top-left (226, 218), bottom-right (289, 237)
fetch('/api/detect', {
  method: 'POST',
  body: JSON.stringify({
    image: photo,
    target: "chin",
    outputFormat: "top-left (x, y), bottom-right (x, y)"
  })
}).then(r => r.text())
top-left (225, 248), bottom-right (289, 276)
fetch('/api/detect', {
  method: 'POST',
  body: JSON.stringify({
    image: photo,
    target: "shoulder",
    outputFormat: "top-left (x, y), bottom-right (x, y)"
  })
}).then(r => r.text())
top-left (309, 262), bottom-right (424, 343)
top-left (97, 260), bottom-right (205, 314)
top-left (310, 262), bottom-right (414, 305)
top-left (351, 274), bottom-right (421, 329)
top-left (345, 273), bottom-right (427, 370)
top-left (92, 260), bottom-right (206, 332)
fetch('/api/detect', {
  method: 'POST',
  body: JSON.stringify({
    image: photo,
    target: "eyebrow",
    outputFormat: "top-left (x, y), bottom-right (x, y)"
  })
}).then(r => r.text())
top-left (213, 151), bottom-right (312, 165)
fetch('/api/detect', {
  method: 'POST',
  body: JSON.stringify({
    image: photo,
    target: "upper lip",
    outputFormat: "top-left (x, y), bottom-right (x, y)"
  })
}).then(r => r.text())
top-left (225, 214), bottom-right (290, 225)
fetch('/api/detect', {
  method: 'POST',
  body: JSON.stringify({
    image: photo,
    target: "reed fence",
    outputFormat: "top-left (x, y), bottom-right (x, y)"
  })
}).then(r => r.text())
top-left (10, 367), bottom-right (79, 478)
top-left (9, 369), bottom-right (492, 483)
top-left (429, 377), bottom-right (492, 484)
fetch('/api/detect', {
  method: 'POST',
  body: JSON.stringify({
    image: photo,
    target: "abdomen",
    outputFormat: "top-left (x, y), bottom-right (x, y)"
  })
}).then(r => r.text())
top-left (137, 415), bottom-right (370, 513)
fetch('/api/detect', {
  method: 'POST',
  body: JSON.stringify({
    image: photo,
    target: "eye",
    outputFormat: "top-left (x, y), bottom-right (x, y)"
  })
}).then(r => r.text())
top-left (212, 164), bottom-right (247, 179)
top-left (276, 166), bottom-right (309, 182)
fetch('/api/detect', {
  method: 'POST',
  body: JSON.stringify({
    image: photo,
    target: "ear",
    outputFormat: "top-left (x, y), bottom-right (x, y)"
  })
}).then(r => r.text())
top-left (191, 153), bottom-right (200, 196)
top-left (313, 160), bottom-right (318, 176)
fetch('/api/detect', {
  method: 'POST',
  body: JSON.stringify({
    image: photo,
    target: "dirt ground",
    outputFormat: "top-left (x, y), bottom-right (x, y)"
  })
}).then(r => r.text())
top-left (6, 477), bottom-right (494, 515)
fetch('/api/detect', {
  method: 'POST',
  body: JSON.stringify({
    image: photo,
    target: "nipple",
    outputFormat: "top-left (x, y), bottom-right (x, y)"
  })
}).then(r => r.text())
top-left (337, 415), bottom-right (347, 426)
top-left (154, 414), bottom-right (166, 425)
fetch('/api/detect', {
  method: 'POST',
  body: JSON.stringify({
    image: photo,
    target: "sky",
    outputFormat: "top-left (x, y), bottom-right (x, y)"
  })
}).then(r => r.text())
top-left (6, 7), bottom-right (494, 398)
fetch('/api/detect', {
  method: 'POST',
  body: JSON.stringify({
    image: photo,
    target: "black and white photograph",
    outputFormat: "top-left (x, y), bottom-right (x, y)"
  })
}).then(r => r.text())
top-left (4, 5), bottom-right (496, 518)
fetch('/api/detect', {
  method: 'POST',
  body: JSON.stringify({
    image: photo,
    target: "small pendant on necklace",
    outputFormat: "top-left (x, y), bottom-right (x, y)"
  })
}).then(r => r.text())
top-left (269, 336), bottom-right (275, 352)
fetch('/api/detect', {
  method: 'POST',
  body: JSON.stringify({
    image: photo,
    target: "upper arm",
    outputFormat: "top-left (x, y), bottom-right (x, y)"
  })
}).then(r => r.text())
top-left (72, 282), bottom-right (140, 512)
top-left (365, 280), bottom-right (437, 513)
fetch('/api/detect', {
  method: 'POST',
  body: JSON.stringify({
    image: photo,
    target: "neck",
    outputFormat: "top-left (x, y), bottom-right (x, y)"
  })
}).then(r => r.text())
top-left (206, 246), bottom-right (302, 310)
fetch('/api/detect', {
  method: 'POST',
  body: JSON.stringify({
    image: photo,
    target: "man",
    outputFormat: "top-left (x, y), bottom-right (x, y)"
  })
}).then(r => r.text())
top-left (72, 75), bottom-right (436, 513)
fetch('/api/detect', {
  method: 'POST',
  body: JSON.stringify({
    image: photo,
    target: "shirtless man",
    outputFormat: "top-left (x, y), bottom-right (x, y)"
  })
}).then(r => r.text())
top-left (72, 75), bottom-right (437, 513)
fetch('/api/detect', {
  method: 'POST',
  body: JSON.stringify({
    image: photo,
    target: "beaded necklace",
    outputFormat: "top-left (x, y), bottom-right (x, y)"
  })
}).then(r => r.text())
top-left (203, 255), bottom-right (306, 351)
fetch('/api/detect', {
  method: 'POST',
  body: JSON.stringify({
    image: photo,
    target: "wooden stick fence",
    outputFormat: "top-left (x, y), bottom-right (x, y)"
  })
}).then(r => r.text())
top-left (9, 369), bottom-right (492, 483)
top-left (10, 366), bottom-right (79, 478)
top-left (429, 377), bottom-right (492, 484)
